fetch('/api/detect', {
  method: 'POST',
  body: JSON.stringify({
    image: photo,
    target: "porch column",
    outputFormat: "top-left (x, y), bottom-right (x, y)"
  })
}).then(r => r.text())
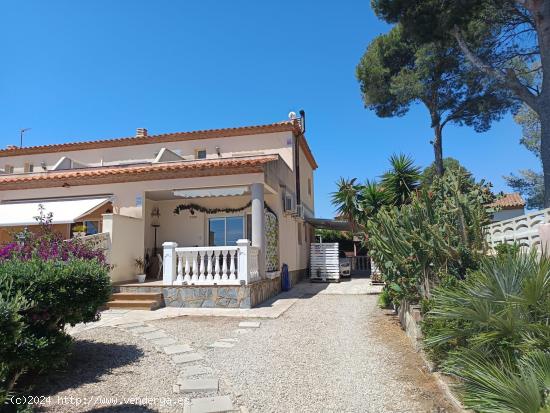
top-left (250, 182), bottom-right (265, 275)
top-left (162, 242), bottom-right (178, 285)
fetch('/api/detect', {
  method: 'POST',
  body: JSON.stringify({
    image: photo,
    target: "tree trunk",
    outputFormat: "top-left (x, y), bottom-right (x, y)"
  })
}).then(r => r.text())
top-left (540, 108), bottom-right (550, 207)
top-left (532, 0), bottom-right (550, 207)
top-left (433, 124), bottom-right (444, 176)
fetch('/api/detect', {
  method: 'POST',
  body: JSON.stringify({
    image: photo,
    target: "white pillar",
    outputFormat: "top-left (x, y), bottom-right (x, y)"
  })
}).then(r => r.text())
top-left (237, 239), bottom-right (250, 284)
top-left (250, 182), bottom-right (265, 276)
top-left (162, 242), bottom-right (178, 285)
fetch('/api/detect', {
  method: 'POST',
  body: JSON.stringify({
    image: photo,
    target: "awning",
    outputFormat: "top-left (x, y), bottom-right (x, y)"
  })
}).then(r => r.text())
top-left (305, 217), bottom-right (353, 231)
top-left (173, 186), bottom-right (249, 198)
top-left (0, 197), bottom-right (111, 227)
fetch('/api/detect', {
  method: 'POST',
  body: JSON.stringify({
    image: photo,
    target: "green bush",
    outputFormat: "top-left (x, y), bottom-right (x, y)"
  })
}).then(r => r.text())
top-left (423, 251), bottom-right (550, 412)
top-left (0, 257), bottom-right (111, 407)
top-left (494, 242), bottom-right (520, 257)
top-left (377, 289), bottom-right (393, 308)
top-left (367, 170), bottom-right (493, 303)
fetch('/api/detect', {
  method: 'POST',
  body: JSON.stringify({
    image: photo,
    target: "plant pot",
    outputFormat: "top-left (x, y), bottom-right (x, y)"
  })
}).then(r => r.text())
top-left (137, 274), bottom-right (146, 283)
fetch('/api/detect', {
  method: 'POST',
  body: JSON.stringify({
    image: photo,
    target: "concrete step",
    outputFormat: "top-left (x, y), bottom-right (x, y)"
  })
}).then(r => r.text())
top-left (186, 395), bottom-right (234, 413)
top-left (179, 377), bottom-right (219, 393)
top-left (111, 292), bottom-right (163, 301)
top-left (106, 299), bottom-right (160, 310)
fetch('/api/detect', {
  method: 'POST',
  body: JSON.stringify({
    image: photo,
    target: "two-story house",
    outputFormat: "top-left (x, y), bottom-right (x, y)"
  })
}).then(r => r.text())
top-left (0, 114), bottom-right (316, 309)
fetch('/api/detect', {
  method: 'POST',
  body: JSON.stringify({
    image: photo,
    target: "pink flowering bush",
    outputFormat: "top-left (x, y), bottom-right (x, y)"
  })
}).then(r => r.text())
top-left (0, 207), bottom-right (111, 409)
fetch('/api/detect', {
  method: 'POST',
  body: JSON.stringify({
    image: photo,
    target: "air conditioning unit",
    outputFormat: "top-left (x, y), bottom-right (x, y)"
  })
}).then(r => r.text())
top-left (296, 204), bottom-right (305, 220)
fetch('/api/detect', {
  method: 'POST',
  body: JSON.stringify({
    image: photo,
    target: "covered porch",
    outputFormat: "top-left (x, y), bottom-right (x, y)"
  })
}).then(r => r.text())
top-left (142, 182), bottom-right (280, 288)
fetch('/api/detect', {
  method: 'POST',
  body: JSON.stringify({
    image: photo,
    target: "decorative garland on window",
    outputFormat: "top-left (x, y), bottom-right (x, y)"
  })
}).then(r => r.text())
top-left (173, 201), bottom-right (277, 218)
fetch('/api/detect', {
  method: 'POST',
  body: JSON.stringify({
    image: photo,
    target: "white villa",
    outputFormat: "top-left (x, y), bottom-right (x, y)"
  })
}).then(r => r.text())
top-left (0, 114), bottom-right (317, 309)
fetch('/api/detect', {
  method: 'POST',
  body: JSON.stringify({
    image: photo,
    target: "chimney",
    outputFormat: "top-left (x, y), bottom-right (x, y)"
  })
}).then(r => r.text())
top-left (136, 128), bottom-right (148, 138)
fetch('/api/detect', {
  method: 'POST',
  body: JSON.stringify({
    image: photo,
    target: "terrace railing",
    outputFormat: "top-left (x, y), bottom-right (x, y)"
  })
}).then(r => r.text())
top-left (162, 239), bottom-right (260, 286)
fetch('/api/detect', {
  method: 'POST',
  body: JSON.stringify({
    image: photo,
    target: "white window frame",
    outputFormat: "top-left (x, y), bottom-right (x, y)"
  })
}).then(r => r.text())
top-left (195, 149), bottom-right (207, 159)
top-left (207, 214), bottom-right (246, 246)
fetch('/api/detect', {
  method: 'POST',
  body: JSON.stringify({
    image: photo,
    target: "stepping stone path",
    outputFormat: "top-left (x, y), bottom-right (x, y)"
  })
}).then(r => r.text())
top-left (116, 320), bottom-right (264, 412)
top-left (238, 321), bottom-right (261, 328)
top-left (209, 341), bottom-right (235, 349)
top-left (184, 395), bottom-right (234, 413)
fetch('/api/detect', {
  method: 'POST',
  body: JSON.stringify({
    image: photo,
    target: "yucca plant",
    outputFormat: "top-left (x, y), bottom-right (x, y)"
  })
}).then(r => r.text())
top-left (380, 153), bottom-right (421, 206)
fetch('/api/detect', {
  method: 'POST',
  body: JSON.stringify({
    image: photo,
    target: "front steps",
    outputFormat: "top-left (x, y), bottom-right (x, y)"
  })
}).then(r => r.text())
top-left (107, 292), bottom-right (164, 311)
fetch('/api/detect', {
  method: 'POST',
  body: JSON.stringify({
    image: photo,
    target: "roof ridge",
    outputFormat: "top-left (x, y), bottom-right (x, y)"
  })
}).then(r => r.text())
top-left (0, 120), bottom-right (298, 157)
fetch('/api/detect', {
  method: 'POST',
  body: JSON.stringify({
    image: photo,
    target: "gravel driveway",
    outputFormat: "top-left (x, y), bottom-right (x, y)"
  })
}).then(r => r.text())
top-left (154, 284), bottom-right (457, 413)
top-left (33, 281), bottom-right (456, 412)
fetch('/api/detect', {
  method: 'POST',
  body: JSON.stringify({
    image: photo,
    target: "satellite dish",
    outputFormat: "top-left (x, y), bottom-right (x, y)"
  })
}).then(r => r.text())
top-left (288, 111), bottom-right (297, 120)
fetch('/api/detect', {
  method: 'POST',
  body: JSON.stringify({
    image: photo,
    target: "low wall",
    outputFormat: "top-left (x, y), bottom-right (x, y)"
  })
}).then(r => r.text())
top-left (120, 277), bottom-right (283, 309)
top-left (290, 268), bottom-right (307, 285)
top-left (397, 300), bottom-right (423, 351)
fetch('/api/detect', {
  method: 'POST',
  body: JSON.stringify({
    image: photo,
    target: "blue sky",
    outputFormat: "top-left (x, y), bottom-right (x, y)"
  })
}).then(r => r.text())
top-left (0, 1), bottom-right (539, 217)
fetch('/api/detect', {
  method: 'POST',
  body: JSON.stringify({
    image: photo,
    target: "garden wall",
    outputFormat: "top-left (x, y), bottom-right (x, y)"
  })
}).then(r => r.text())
top-left (397, 300), bottom-right (423, 351)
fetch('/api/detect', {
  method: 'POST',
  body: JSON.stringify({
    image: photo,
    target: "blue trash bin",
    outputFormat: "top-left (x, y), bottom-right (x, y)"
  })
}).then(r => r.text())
top-left (281, 263), bottom-right (291, 291)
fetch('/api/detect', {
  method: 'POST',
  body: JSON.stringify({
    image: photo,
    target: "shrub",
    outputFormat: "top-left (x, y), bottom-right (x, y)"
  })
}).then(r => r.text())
top-left (367, 170), bottom-right (493, 303)
top-left (377, 289), bottom-right (392, 308)
top-left (0, 210), bottom-right (111, 408)
top-left (423, 251), bottom-right (550, 412)
top-left (494, 242), bottom-right (520, 257)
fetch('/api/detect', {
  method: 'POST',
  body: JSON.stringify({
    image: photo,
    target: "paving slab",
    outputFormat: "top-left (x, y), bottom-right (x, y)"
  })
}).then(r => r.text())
top-left (130, 326), bottom-right (158, 334)
top-left (118, 322), bottom-right (146, 329)
top-left (150, 337), bottom-right (178, 347)
top-left (238, 321), bottom-right (261, 328)
top-left (209, 341), bottom-right (235, 349)
top-left (180, 377), bottom-right (219, 393)
top-left (179, 365), bottom-right (210, 377)
top-left (187, 395), bottom-right (233, 413)
top-left (164, 344), bottom-right (193, 355)
top-left (232, 329), bottom-right (250, 335)
top-left (173, 353), bottom-right (204, 364)
top-left (142, 330), bottom-right (169, 340)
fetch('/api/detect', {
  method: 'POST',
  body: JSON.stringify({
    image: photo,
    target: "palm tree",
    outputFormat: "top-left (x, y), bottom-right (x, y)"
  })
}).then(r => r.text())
top-left (381, 154), bottom-right (421, 206)
top-left (359, 180), bottom-right (388, 216)
top-left (331, 178), bottom-right (364, 233)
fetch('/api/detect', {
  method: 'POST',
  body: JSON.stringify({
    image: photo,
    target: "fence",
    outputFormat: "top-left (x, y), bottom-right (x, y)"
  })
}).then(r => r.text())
top-left (485, 207), bottom-right (550, 251)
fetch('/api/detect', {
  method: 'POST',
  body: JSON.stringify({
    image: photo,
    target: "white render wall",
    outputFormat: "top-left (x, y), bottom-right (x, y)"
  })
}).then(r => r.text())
top-left (102, 213), bottom-right (144, 282)
top-left (1, 131), bottom-right (295, 173)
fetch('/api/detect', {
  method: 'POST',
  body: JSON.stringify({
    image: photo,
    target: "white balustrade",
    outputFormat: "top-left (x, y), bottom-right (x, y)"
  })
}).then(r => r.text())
top-left (486, 207), bottom-right (550, 251)
top-left (163, 240), bottom-right (261, 286)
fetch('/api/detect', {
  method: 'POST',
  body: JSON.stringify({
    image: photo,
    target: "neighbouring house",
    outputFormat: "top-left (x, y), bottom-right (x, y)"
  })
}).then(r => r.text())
top-left (489, 193), bottom-right (526, 222)
top-left (0, 115), bottom-right (317, 308)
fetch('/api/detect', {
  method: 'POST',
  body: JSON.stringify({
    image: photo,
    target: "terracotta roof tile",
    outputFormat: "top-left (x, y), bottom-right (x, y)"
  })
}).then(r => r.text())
top-left (0, 155), bottom-right (278, 191)
top-left (489, 193), bottom-right (525, 209)
top-left (0, 119), bottom-right (318, 171)
top-left (0, 121), bottom-right (298, 157)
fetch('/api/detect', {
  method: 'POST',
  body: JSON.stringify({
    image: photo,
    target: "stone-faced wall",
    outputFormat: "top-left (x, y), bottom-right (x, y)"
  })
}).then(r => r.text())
top-left (120, 277), bottom-right (284, 309)
top-left (250, 276), bottom-right (281, 307)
